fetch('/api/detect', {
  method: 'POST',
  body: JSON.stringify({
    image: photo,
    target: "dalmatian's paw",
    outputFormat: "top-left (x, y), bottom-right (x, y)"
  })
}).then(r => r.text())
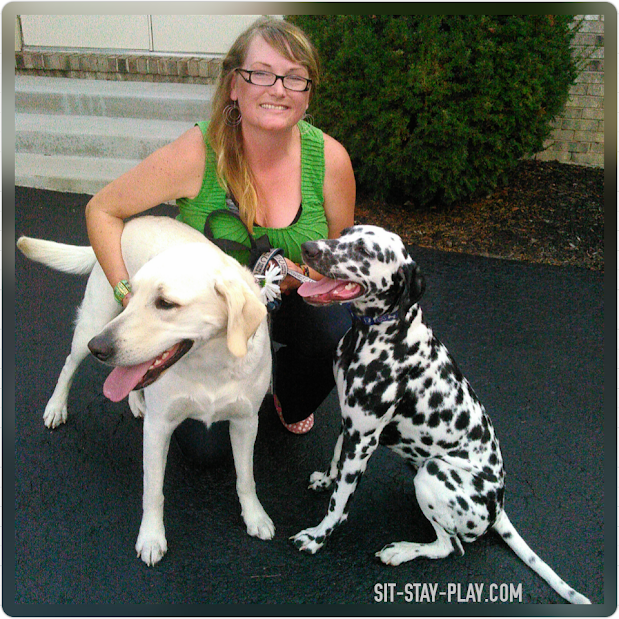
top-left (308, 471), bottom-right (334, 491)
top-left (375, 542), bottom-right (418, 566)
top-left (291, 527), bottom-right (326, 554)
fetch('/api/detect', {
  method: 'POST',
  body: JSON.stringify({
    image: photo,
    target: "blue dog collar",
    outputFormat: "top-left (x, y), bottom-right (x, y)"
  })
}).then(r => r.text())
top-left (346, 304), bottom-right (399, 326)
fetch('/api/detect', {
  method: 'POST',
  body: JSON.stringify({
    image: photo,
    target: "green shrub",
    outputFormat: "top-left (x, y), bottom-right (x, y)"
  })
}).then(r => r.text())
top-left (287, 15), bottom-right (581, 206)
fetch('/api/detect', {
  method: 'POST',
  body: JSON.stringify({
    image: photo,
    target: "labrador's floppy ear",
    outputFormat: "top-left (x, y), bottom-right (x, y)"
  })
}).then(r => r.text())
top-left (215, 276), bottom-right (266, 357)
top-left (398, 261), bottom-right (426, 320)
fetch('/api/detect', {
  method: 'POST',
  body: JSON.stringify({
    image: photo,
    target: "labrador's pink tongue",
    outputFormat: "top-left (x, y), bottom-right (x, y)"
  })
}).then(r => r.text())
top-left (103, 359), bottom-right (153, 402)
top-left (298, 277), bottom-right (342, 298)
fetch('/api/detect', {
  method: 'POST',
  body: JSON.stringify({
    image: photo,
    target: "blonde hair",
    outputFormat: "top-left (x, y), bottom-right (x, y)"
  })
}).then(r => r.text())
top-left (207, 17), bottom-right (320, 232)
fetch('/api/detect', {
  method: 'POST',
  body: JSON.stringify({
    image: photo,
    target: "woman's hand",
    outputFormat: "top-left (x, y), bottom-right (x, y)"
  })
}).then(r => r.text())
top-left (275, 259), bottom-right (319, 295)
top-left (278, 259), bottom-right (303, 294)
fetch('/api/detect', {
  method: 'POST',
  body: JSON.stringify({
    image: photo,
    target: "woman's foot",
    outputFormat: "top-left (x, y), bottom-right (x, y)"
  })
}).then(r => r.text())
top-left (274, 395), bottom-right (314, 434)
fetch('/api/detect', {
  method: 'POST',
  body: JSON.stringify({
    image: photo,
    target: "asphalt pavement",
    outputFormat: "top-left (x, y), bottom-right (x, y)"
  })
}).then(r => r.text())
top-left (9, 186), bottom-right (609, 613)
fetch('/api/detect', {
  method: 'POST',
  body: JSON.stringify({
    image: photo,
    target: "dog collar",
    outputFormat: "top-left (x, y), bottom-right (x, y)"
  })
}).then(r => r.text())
top-left (346, 305), bottom-right (399, 326)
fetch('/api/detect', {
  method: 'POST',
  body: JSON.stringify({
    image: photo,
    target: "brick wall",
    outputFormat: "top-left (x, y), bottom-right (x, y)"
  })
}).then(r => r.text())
top-left (534, 15), bottom-right (604, 167)
top-left (15, 49), bottom-right (222, 85)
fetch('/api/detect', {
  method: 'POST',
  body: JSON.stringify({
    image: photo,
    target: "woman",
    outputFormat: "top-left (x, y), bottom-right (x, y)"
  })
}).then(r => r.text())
top-left (86, 17), bottom-right (355, 444)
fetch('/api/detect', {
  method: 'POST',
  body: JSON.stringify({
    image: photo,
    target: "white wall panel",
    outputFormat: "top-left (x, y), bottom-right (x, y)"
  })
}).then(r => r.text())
top-left (20, 15), bottom-right (151, 50)
top-left (151, 15), bottom-right (278, 55)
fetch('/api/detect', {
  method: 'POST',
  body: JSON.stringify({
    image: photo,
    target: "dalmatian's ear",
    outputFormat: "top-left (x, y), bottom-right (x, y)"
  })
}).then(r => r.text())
top-left (398, 261), bottom-right (426, 319)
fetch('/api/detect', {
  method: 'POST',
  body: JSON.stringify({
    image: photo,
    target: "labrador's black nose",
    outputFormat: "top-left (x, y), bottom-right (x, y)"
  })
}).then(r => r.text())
top-left (88, 334), bottom-right (115, 362)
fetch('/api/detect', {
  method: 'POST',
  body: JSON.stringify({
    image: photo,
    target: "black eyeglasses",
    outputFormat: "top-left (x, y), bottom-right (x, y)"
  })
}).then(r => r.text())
top-left (235, 69), bottom-right (312, 92)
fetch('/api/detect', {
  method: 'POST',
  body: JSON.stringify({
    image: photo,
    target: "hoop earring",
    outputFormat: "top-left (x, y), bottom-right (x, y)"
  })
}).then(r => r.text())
top-left (299, 112), bottom-right (314, 134)
top-left (224, 101), bottom-right (242, 127)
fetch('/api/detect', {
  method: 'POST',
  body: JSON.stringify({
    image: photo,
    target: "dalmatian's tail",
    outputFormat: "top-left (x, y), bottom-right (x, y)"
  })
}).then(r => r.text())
top-left (492, 511), bottom-right (591, 604)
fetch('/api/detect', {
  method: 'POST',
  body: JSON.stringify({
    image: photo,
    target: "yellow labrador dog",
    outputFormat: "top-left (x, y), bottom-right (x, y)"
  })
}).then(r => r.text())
top-left (17, 216), bottom-right (274, 565)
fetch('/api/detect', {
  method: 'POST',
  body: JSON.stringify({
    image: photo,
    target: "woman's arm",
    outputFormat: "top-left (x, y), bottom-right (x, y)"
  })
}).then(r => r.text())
top-left (85, 125), bottom-right (206, 304)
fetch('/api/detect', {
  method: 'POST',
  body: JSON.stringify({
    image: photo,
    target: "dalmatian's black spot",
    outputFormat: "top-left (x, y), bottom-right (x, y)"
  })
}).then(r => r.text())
top-left (408, 365), bottom-right (426, 381)
top-left (457, 496), bottom-right (469, 511)
top-left (428, 391), bottom-right (443, 409)
top-left (438, 439), bottom-right (460, 449)
top-left (455, 411), bottom-right (470, 430)
top-left (481, 466), bottom-right (498, 482)
top-left (426, 461), bottom-right (439, 476)
top-left (469, 425), bottom-right (483, 441)
top-left (440, 410), bottom-right (453, 423)
top-left (481, 426), bottom-right (492, 443)
top-left (345, 472), bottom-right (360, 484)
top-left (379, 423), bottom-right (401, 447)
top-left (428, 412), bottom-right (441, 427)
top-left (448, 448), bottom-right (469, 459)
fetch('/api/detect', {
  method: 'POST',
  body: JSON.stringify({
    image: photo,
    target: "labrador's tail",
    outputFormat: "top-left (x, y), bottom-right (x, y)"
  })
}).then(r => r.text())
top-left (17, 236), bottom-right (97, 276)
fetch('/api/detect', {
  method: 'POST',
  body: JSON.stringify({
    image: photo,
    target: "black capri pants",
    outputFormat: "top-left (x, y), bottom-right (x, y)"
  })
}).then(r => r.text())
top-left (270, 292), bottom-right (352, 423)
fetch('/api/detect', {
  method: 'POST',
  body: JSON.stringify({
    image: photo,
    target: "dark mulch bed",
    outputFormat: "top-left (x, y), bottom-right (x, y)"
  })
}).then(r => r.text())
top-left (355, 160), bottom-right (605, 272)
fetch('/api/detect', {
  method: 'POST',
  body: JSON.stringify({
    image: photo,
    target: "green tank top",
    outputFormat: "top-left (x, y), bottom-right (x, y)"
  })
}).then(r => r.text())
top-left (176, 120), bottom-right (328, 265)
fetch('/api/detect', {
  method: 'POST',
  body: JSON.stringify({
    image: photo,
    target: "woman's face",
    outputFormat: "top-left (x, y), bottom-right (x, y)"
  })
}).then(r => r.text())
top-left (230, 35), bottom-right (311, 134)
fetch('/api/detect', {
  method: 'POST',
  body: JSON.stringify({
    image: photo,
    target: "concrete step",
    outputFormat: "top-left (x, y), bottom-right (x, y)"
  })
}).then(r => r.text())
top-left (15, 75), bottom-right (215, 121)
top-left (16, 112), bottom-right (193, 160)
top-left (15, 152), bottom-right (141, 195)
top-left (15, 75), bottom-right (214, 195)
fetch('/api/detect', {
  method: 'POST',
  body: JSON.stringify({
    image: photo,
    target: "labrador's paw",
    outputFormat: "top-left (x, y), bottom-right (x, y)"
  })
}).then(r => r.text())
top-left (135, 527), bottom-right (168, 566)
top-left (244, 508), bottom-right (275, 540)
top-left (43, 403), bottom-right (67, 428)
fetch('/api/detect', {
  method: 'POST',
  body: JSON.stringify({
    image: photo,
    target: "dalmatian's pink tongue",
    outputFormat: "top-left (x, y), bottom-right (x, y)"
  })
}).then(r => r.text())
top-left (298, 278), bottom-right (362, 303)
top-left (103, 360), bottom-right (154, 402)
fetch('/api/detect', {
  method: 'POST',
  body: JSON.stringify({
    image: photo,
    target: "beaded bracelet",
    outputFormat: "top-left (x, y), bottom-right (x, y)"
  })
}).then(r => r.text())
top-left (113, 279), bottom-right (132, 305)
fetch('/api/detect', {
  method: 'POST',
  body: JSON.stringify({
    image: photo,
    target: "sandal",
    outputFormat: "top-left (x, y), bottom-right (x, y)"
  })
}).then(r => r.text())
top-left (274, 395), bottom-right (314, 434)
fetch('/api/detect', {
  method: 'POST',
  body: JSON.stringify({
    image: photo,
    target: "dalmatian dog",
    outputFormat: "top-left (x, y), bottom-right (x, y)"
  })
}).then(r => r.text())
top-left (292, 225), bottom-right (590, 605)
